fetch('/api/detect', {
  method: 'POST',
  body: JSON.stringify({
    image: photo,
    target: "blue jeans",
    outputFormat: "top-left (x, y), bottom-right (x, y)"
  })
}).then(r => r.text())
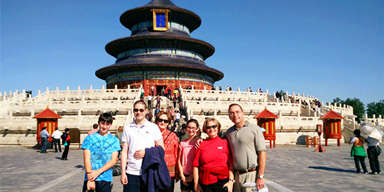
top-left (40, 137), bottom-right (47, 153)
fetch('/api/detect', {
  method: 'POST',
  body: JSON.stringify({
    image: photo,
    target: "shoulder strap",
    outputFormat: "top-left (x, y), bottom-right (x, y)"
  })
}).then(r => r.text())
top-left (164, 131), bottom-right (173, 143)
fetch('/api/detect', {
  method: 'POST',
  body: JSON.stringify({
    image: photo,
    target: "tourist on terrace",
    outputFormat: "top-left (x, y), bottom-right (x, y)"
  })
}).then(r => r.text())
top-left (51, 128), bottom-right (62, 153)
top-left (120, 100), bottom-right (165, 191)
top-left (82, 112), bottom-right (121, 192)
top-left (193, 118), bottom-right (234, 192)
top-left (350, 129), bottom-right (368, 174)
top-left (156, 95), bottom-right (162, 108)
top-left (148, 94), bottom-right (152, 109)
top-left (175, 110), bottom-right (181, 128)
top-left (88, 123), bottom-right (99, 135)
top-left (173, 95), bottom-right (177, 108)
top-left (178, 119), bottom-right (200, 192)
top-left (225, 104), bottom-right (266, 191)
top-left (39, 126), bottom-right (49, 153)
top-left (366, 137), bottom-right (381, 175)
top-left (156, 111), bottom-right (179, 192)
top-left (151, 86), bottom-right (155, 96)
top-left (61, 128), bottom-right (71, 160)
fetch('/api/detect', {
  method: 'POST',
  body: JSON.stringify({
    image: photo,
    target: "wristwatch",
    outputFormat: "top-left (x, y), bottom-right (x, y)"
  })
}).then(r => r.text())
top-left (257, 175), bottom-right (264, 179)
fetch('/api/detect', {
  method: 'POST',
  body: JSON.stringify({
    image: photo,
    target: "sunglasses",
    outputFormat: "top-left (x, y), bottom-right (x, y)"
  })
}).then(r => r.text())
top-left (206, 125), bottom-right (217, 129)
top-left (157, 119), bottom-right (169, 123)
top-left (133, 108), bottom-right (145, 112)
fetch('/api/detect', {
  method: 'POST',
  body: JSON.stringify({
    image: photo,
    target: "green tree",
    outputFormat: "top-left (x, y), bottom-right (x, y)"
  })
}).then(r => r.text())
top-left (331, 97), bottom-right (344, 105)
top-left (367, 100), bottom-right (384, 118)
top-left (344, 98), bottom-right (365, 122)
top-left (331, 97), bottom-right (365, 122)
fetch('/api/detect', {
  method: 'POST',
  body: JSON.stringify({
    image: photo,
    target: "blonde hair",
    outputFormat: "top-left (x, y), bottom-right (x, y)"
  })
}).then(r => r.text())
top-left (202, 117), bottom-right (221, 133)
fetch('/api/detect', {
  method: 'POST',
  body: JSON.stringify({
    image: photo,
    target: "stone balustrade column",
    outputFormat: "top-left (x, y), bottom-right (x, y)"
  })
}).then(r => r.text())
top-left (102, 85), bottom-right (106, 92)
top-left (298, 99), bottom-right (301, 118)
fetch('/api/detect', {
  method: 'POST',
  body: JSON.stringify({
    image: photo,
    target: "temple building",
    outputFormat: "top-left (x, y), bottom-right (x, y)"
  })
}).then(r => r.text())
top-left (96, 0), bottom-right (223, 95)
top-left (1, 0), bottom-right (369, 146)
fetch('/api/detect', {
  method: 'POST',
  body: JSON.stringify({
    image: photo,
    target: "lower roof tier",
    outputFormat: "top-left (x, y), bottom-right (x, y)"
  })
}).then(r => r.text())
top-left (96, 55), bottom-right (223, 82)
top-left (103, 70), bottom-right (217, 88)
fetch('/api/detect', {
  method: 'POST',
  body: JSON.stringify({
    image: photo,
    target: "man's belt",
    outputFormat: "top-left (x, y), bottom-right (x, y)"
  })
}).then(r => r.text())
top-left (237, 168), bottom-right (257, 174)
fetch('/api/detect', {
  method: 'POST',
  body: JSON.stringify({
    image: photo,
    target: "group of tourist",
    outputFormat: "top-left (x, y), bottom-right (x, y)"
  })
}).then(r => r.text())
top-left (350, 128), bottom-right (382, 175)
top-left (39, 126), bottom-right (71, 160)
top-left (81, 101), bottom-right (267, 192)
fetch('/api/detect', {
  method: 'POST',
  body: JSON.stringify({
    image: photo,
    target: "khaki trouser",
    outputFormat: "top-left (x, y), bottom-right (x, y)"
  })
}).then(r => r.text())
top-left (234, 171), bottom-right (256, 192)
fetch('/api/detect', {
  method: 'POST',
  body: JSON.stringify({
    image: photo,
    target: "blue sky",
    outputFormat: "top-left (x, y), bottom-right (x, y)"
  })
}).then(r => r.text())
top-left (1, 0), bottom-right (383, 105)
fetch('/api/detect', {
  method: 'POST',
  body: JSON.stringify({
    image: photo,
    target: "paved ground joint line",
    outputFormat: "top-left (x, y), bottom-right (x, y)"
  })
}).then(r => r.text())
top-left (265, 178), bottom-right (295, 192)
top-left (30, 168), bottom-right (82, 192)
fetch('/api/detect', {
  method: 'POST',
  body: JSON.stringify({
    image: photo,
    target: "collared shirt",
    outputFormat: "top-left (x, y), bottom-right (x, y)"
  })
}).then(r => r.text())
top-left (225, 121), bottom-right (266, 172)
top-left (81, 133), bottom-right (121, 182)
top-left (122, 120), bottom-right (162, 175)
top-left (40, 130), bottom-right (49, 138)
top-left (161, 129), bottom-right (179, 177)
top-left (193, 136), bottom-right (231, 185)
top-left (51, 130), bottom-right (62, 139)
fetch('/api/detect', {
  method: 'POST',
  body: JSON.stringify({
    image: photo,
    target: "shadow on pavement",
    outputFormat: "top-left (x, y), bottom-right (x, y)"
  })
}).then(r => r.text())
top-left (75, 165), bottom-right (84, 169)
top-left (308, 166), bottom-right (355, 173)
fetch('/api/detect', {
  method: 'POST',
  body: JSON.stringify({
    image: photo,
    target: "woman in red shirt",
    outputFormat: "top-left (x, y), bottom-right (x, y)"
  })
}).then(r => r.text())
top-left (156, 111), bottom-right (179, 192)
top-left (193, 118), bottom-right (234, 192)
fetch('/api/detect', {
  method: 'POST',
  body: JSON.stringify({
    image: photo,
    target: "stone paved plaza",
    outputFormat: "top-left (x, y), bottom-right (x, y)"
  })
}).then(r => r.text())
top-left (0, 144), bottom-right (383, 192)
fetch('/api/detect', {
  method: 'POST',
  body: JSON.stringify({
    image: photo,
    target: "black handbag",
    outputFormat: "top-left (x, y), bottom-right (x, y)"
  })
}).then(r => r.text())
top-left (377, 146), bottom-right (382, 156)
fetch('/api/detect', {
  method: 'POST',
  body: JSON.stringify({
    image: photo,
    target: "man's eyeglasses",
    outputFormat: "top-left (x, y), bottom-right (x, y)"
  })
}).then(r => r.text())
top-left (206, 125), bottom-right (217, 129)
top-left (133, 108), bottom-right (145, 113)
top-left (157, 119), bottom-right (169, 123)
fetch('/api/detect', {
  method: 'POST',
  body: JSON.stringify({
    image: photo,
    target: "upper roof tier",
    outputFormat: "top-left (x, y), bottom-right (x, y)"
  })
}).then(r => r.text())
top-left (105, 34), bottom-right (215, 60)
top-left (120, 0), bottom-right (201, 33)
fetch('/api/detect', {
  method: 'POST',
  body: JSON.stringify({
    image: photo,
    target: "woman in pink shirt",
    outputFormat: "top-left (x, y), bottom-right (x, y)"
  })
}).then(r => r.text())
top-left (178, 119), bottom-right (201, 192)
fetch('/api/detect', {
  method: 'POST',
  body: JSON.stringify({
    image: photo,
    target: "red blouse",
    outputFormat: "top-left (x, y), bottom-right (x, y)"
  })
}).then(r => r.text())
top-left (162, 129), bottom-right (179, 177)
top-left (193, 136), bottom-right (231, 185)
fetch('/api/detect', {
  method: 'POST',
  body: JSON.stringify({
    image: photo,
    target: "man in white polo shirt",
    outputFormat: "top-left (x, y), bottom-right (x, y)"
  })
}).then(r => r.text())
top-left (120, 100), bottom-right (164, 191)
